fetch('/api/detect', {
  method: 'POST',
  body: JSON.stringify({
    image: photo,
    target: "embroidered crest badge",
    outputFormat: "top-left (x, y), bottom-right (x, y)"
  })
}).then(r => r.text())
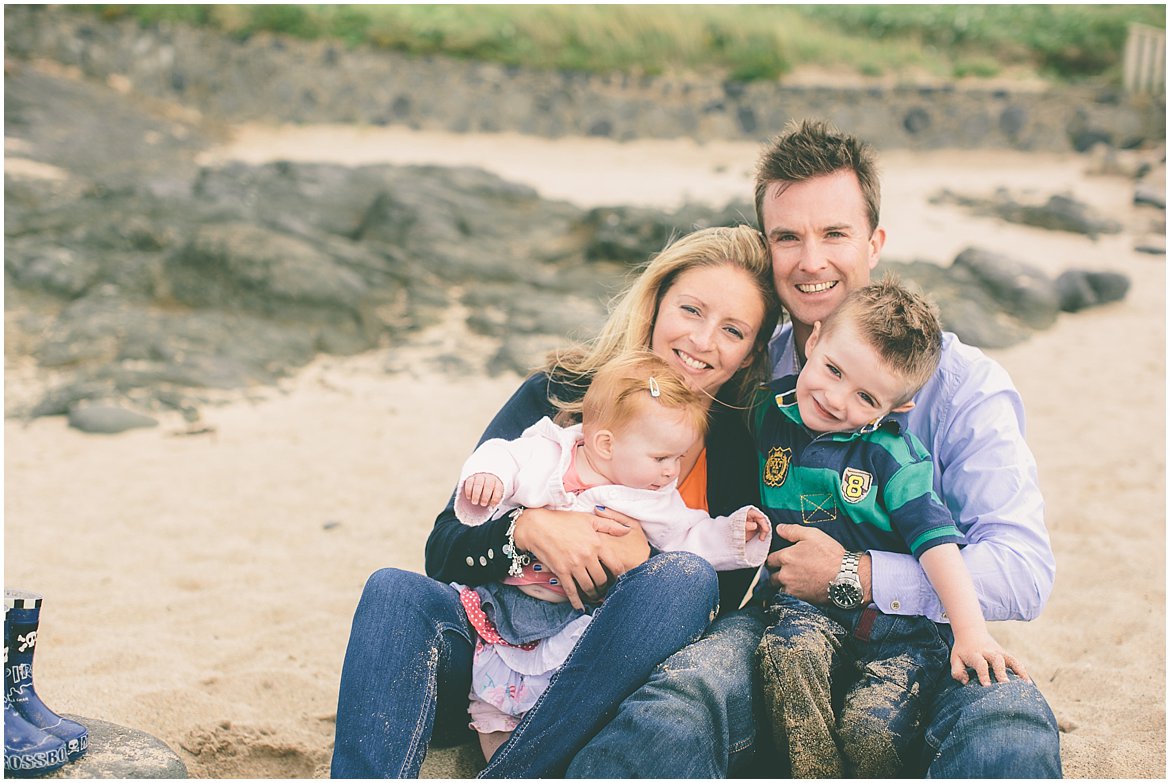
top-left (763, 446), bottom-right (792, 487)
top-left (841, 467), bottom-right (873, 503)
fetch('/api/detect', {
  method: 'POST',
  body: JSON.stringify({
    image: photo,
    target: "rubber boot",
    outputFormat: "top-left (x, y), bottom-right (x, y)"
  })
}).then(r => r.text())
top-left (5, 591), bottom-right (88, 762)
top-left (4, 698), bottom-right (69, 777)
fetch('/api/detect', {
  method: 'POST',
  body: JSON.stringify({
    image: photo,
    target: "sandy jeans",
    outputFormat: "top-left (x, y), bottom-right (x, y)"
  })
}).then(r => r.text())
top-left (757, 593), bottom-right (951, 777)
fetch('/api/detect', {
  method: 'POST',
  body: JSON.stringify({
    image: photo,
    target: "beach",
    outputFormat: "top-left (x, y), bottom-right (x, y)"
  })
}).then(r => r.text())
top-left (5, 128), bottom-right (1165, 778)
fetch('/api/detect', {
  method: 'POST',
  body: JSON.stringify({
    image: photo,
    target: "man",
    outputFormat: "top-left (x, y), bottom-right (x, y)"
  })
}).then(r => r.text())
top-left (565, 119), bottom-right (1060, 777)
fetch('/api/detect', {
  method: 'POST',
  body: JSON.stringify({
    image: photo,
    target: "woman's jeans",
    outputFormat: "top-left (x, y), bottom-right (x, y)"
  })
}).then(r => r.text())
top-left (567, 604), bottom-right (1062, 778)
top-left (329, 551), bottom-right (719, 778)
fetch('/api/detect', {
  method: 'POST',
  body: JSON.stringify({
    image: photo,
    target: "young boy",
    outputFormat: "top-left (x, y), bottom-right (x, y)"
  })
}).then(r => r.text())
top-left (751, 278), bottom-right (1029, 777)
top-left (456, 350), bottom-right (770, 761)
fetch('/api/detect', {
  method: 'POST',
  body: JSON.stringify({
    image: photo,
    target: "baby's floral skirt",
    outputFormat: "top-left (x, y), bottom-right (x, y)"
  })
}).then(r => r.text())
top-left (458, 585), bottom-right (593, 732)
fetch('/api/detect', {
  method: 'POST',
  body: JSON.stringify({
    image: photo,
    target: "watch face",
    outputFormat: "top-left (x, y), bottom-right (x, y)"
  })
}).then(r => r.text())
top-left (829, 580), bottom-right (863, 609)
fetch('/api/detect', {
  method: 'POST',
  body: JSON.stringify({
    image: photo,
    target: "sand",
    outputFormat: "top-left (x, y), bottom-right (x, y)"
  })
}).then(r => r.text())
top-left (5, 126), bottom-right (1165, 778)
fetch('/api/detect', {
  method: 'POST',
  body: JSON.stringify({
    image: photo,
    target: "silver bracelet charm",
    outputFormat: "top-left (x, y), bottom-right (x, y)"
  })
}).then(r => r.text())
top-left (502, 507), bottom-right (533, 578)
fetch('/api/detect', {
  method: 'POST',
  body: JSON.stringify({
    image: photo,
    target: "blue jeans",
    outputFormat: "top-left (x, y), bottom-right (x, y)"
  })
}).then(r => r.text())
top-left (567, 606), bottom-right (771, 777)
top-left (757, 593), bottom-right (952, 777)
top-left (568, 603), bottom-right (1062, 778)
top-left (330, 551), bottom-right (719, 778)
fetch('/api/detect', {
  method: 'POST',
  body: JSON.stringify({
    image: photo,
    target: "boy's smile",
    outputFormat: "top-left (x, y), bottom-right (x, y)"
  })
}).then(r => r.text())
top-left (796, 319), bottom-right (914, 434)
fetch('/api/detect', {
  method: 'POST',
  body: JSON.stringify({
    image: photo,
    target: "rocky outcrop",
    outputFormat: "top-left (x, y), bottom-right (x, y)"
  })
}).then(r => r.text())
top-left (3, 5), bottom-right (1164, 154)
top-left (886, 251), bottom-right (1129, 350)
top-left (930, 188), bottom-right (1124, 238)
top-left (3, 46), bottom-right (1139, 432)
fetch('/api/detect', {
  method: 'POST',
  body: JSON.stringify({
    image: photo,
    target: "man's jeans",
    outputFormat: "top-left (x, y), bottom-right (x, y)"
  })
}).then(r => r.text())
top-left (568, 603), bottom-right (1062, 778)
top-left (329, 551), bottom-right (719, 778)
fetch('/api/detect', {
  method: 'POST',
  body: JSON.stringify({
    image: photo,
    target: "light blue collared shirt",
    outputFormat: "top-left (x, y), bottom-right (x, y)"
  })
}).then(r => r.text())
top-left (768, 323), bottom-right (1055, 623)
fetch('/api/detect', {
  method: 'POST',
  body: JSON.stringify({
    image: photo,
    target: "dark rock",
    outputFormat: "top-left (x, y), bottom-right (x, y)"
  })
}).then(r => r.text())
top-left (67, 404), bottom-right (159, 434)
top-left (5, 245), bottom-right (99, 299)
top-left (391, 94), bottom-right (411, 119)
top-left (166, 222), bottom-right (369, 318)
top-left (3, 62), bottom-right (604, 419)
top-left (1069, 127), bottom-right (1113, 153)
top-left (192, 161), bottom-right (390, 240)
top-left (952, 247), bottom-right (1060, 330)
top-left (903, 107), bottom-right (931, 134)
top-left (30, 381), bottom-right (121, 419)
top-left (887, 260), bottom-right (1037, 349)
top-left (579, 201), bottom-right (756, 265)
top-left (1134, 184), bottom-right (1166, 209)
top-left (586, 119), bottom-right (613, 137)
top-left (1053, 272), bottom-right (1096, 313)
top-left (1054, 270), bottom-right (1132, 312)
top-left (999, 105), bottom-right (1027, 139)
top-left (581, 206), bottom-right (677, 264)
top-left (33, 291), bottom-right (145, 368)
top-left (735, 106), bottom-right (757, 134)
top-left (44, 715), bottom-right (186, 778)
top-left (1017, 194), bottom-right (1123, 238)
top-left (1135, 237), bottom-right (1166, 255)
top-left (932, 188), bottom-right (1123, 238)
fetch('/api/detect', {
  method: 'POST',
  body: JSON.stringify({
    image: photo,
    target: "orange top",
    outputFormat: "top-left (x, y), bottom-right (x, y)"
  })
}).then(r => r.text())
top-left (676, 448), bottom-right (709, 512)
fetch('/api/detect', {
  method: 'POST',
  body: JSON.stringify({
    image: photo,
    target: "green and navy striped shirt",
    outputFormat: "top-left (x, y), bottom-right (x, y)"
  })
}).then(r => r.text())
top-left (752, 375), bottom-right (964, 559)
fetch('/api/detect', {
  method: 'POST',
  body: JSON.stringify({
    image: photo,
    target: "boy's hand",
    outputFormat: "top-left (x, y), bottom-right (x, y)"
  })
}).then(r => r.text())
top-left (950, 630), bottom-right (1031, 686)
top-left (463, 473), bottom-right (504, 507)
top-left (744, 508), bottom-right (770, 542)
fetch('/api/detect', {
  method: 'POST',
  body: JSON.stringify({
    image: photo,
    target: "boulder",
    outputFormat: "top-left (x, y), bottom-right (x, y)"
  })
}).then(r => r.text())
top-left (67, 405), bottom-right (159, 434)
top-left (951, 247), bottom-right (1061, 330)
top-left (45, 715), bottom-right (186, 778)
top-left (931, 188), bottom-right (1123, 238)
top-left (1054, 270), bottom-right (1132, 312)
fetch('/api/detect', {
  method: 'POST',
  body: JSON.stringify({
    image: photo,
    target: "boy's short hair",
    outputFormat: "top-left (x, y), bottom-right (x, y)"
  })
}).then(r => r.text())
top-left (821, 277), bottom-right (942, 402)
top-left (582, 351), bottom-right (709, 437)
top-left (754, 118), bottom-right (881, 234)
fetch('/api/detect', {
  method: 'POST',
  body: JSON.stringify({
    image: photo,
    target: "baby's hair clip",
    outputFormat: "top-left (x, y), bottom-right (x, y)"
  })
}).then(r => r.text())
top-left (648, 376), bottom-right (661, 398)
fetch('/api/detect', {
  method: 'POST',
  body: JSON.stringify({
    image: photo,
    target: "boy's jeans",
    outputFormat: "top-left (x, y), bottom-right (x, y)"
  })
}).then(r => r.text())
top-left (329, 551), bottom-right (718, 778)
top-left (568, 601), bottom-right (1061, 778)
top-left (756, 591), bottom-right (952, 777)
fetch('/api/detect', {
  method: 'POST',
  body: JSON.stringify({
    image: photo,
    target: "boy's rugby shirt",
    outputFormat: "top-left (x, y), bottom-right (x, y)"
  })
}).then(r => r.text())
top-left (752, 375), bottom-right (964, 559)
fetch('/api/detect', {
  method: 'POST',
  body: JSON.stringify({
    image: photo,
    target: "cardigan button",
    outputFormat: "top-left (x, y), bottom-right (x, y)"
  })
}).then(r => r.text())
top-left (466, 556), bottom-right (474, 567)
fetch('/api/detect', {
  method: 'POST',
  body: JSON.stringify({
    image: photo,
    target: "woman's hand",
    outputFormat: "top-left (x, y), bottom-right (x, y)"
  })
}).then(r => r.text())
top-left (513, 507), bottom-right (649, 610)
top-left (592, 506), bottom-right (651, 575)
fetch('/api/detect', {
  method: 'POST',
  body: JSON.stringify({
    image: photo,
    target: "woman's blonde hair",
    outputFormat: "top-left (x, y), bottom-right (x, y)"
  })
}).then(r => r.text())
top-left (546, 224), bottom-right (780, 423)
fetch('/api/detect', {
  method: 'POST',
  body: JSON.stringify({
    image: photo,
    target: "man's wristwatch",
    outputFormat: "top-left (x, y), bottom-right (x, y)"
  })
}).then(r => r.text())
top-left (828, 551), bottom-right (865, 609)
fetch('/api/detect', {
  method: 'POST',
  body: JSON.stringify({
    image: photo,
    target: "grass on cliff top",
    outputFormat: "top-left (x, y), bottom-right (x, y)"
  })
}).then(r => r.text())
top-left (85, 4), bottom-right (1166, 85)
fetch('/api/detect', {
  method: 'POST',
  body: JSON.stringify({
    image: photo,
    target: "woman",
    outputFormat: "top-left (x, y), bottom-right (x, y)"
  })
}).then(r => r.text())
top-left (331, 225), bottom-right (781, 778)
